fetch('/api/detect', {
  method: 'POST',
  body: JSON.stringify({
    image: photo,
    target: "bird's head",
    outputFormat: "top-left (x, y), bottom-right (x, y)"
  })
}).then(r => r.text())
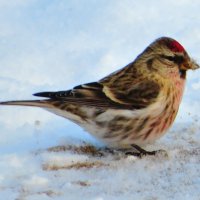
top-left (140, 37), bottom-right (199, 79)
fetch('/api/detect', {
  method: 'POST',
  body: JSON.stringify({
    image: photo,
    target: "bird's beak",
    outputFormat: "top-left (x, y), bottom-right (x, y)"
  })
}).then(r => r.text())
top-left (180, 59), bottom-right (200, 70)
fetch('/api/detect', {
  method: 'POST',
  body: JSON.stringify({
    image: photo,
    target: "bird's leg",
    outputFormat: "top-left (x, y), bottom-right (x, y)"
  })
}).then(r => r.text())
top-left (125, 144), bottom-right (165, 157)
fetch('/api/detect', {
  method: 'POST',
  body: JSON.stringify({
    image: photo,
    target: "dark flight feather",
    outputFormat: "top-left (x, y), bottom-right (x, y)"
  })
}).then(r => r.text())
top-left (33, 78), bottom-right (160, 110)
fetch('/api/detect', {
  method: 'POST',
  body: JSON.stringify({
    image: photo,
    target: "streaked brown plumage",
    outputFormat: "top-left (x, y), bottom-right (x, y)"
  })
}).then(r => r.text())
top-left (0, 37), bottom-right (199, 156)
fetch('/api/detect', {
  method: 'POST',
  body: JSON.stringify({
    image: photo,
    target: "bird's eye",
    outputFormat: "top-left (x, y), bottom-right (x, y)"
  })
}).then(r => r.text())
top-left (161, 55), bottom-right (184, 64)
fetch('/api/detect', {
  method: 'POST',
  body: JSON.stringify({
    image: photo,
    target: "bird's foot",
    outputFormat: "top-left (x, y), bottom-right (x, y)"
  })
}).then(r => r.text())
top-left (125, 144), bottom-right (168, 158)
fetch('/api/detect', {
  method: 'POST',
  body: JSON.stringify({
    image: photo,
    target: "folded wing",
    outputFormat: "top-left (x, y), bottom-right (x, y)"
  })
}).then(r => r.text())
top-left (34, 80), bottom-right (160, 110)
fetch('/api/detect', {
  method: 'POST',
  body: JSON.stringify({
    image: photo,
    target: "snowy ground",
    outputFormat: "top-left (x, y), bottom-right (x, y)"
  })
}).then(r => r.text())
top-left (1, 1), bottom-right (200, 200)
top-left (1, 122), bottom-right (200, 200)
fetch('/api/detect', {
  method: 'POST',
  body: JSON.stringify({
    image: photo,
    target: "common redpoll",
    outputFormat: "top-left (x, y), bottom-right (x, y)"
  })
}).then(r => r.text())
top-left (0, 37), bottom-right (199, 156)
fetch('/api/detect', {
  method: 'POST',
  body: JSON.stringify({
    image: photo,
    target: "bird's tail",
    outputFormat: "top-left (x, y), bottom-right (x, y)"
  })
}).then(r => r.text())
top-left (0, 100), bottom-right (53, 108)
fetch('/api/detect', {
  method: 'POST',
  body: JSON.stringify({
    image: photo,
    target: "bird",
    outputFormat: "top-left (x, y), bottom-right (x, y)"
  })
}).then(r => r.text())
top-left (0, 37), bottom-right (199, 157)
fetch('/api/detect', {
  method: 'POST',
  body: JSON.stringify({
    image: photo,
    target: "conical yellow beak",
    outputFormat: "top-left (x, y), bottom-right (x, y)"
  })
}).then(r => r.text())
top-left (180, 59), bottom-right (200, 70)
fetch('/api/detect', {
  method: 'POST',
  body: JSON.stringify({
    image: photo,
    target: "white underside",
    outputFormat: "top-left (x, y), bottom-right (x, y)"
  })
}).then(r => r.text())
top-left (45, 95), bottom-right (170, 148)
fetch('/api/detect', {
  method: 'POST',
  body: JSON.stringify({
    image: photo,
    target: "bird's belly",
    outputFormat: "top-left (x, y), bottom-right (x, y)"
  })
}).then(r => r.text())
top-left (92, 110), bottom-right (177, 148)
top-left (45, 101), bottom-right (179, 148)
top-left (87, 101), bottom-right (179, 147)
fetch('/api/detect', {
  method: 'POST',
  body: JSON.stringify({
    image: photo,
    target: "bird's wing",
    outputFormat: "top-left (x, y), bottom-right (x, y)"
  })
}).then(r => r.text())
top-left (34, 80), bottom-right (160, 110)
top-left (100, 79), bottom-right (161, 109)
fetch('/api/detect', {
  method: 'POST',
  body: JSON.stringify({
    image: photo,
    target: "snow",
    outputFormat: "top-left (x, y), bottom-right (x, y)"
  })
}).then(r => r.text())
top-left (0, 0), bottom-right (200, 199)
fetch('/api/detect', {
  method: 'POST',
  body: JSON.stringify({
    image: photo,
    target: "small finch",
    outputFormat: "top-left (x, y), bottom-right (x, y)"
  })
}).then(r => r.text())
top-left (0, 37), bottom-right (199, 156)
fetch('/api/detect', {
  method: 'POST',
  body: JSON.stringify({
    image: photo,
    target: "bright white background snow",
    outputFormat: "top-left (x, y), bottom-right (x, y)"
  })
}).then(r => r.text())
top-left (0, 1), bottom-right (200, 199)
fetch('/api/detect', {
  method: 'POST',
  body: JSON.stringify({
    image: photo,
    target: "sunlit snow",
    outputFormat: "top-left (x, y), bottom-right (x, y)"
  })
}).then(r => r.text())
top-left (0, 1), bottom-right (200, 199)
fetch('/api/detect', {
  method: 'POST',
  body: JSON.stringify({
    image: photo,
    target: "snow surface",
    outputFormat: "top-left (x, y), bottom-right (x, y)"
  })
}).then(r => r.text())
top-left (0, 1), bottom-right (200, 199)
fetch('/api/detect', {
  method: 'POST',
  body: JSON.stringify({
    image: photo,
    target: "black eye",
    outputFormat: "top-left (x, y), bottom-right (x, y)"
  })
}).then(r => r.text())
top-left (161, 55), bottom-right (184, 64)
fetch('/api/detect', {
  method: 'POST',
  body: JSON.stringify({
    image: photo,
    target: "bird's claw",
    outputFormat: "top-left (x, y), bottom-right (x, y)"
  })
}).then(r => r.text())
top-left (125, 144), bottom-right (168, 158)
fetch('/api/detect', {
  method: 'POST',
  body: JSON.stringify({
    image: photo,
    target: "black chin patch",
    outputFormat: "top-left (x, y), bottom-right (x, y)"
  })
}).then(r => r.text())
top-left (179, 69), bottom-right (186, 79)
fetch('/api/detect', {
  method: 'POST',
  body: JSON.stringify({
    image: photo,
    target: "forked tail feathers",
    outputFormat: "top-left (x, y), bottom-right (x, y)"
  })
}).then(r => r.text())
top-left (0, 100), bottom-right (53, 108)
